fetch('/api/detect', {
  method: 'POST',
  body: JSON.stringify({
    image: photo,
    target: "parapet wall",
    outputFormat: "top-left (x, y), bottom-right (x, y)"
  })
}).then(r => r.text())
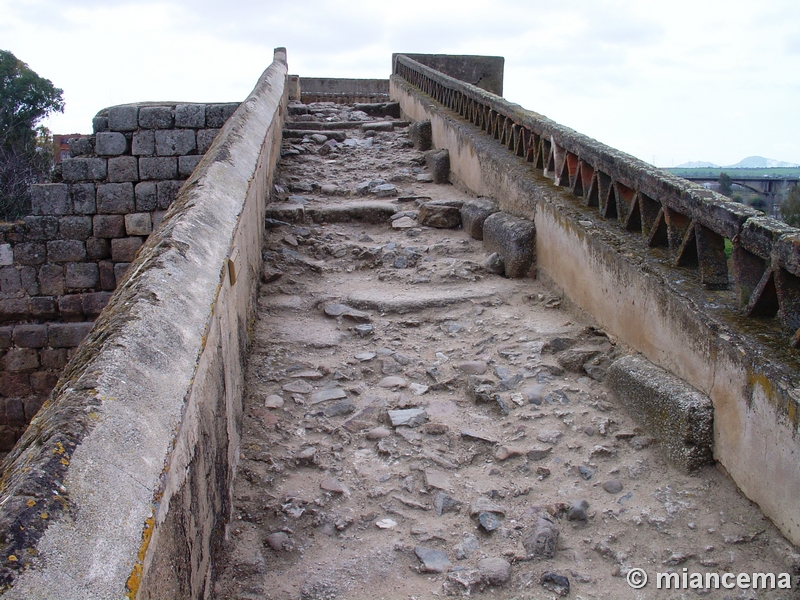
top-left (0, 48), bottom-right (287, 598)
top-left (391, 55), bottom-right (800, 545)
top-left (0, 101), bottom-right (239, 453)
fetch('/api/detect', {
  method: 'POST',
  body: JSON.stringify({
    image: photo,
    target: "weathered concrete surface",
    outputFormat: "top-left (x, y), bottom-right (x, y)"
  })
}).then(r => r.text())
top-left (0, 48), bottom-right (288, 598)
top-left (391, 72), bottom-right (800, 544)
top-left (606, 355), bottom-right (714, 472)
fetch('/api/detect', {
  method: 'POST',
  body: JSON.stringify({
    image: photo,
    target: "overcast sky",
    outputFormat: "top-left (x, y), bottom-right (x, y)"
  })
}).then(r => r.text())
top-left (2, 0), bottom-right (799, 167)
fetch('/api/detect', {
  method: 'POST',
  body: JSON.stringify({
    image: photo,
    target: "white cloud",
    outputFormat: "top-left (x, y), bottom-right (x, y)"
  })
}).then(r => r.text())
top-left (1, 0), bottom-right (798, 165)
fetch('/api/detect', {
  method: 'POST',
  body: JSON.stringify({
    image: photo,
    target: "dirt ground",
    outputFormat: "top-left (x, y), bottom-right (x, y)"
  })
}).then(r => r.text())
top-left (211, 103), bottom-right (799, 600)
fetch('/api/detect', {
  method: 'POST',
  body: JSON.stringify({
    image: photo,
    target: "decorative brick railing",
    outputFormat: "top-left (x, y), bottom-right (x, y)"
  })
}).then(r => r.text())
top-left (393, 54), bottom-right (800, 347)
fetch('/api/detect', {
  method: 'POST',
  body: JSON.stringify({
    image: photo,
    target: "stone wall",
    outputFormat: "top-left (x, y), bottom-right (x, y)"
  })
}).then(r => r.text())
top-left (0, 48), bottom-right (287, 598)
top-left (0, 101), bottom-right (239, 452)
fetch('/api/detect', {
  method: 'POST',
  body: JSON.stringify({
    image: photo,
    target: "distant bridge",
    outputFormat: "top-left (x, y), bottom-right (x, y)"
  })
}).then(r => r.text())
top-left (672, 173), bottom-right (800, 216)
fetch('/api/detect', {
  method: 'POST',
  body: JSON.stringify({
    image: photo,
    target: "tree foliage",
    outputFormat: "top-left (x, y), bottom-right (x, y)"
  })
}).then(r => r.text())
top-left (780, 184), bottom-right (800, 228)
top-left (718, 172), bottom-right (733, 197)
top-left (0, 49), bottom-right (64, 220)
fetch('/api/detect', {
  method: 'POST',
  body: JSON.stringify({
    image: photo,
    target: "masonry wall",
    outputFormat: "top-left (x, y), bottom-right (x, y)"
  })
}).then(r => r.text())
top-left (0, 101), bottom-right (239, 452)
top-left (0, 48), bottom-right (287, 598)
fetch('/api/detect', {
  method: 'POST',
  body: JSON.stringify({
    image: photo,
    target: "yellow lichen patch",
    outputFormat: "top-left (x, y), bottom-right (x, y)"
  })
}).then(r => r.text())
top-left (125, 515), bottom-right (155, 599)
top-left (60, 458), bottom-right (70, 466)
top-left (7, 555), bottom-right (17, 562)
top-left (40, 513), bottom-right (48, 519)
top-left (26, 499), bottom-right (35, 507)
top-left (54, 442), bottom-right (65, 455)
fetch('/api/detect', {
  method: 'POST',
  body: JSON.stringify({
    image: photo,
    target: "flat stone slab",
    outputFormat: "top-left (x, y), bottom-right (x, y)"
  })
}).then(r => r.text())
top-left (606, 354), bottom-right (713, 472)
top-left (388, 408), bottom-right (427, 427)
top-left (323, 303), bottom-right (370, 322)
top-left (415, 546), bottom-right (452, 573)
top-left (310, 387), bottom-right (347, 405)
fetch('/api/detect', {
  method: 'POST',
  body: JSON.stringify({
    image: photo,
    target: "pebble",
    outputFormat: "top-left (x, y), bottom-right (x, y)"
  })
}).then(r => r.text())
top-left (590, 444), bottom-right (616, 457)
top-left (415, 546), bottom-right (452, 573)
top-left (434, 492), bottom-right (462, 516)
top-left (355, 324), bottom-right (374, 337)
top-left (374, 183), bottom-right (398, 197)
top-left (422, 422), bottom-right (448, 435)
top-left (297, 447), bottom-right (316, 461)
top-left (265, 394), bottom-right (284, 408)
top-left (484, 252), bottom-right (504, 274)
top-left (458, 360), bottom-right (488, 375)
top-left (282, 380), bottom-right (314, 394)
top-left (320, 184), bottom-right (338, 194)
top-left (494, 446), bottom-right (524, 461)
top-left (320, 478), bottom-right (348, 495)
top-left (540, 572), bottom-right (570, 597)
top-left (602, 479), bottom-right (624, 494)
top-left (409, 382), bottom-right (429, 395)
top-left (579, 466), bottom-right (595, 480)
top-left (584, 425), bottom-right (595, 436)
top-left (392, 216), bottom-right (416, 229)
top-left (265, 532), bottom-right (292, 552)
top-left (366, 426), bottom-right (391, 440)
top-left (469, 497), bottom-right (506, 517)
top-left (424, 469), bottom-right (452, 490)
top-left (290, 369), bottom-right (323, 379)
top-left (310, 133), bottom-right (328, 144)
top-left (526, 446), bottom-right (552, 461)
top-left (323, 399), bottom-right (355, 417)
top-left (378, 376), bottom-right (407, 388)
top-left (478, 558), bottom-right (511, 586)
top-left (375, 518), bottom-right (397, 529)
top-left (522, 384), bottom-right (545, 405)
top-left (477, 512), bottom-right (503, 532)
top-left (453, 533), bottom-right (480, 560)
top-left (536, 430), bottom-right (563, 445)
top-left (567, 499), bottom-right (590, 521)
top-left (523, 516), bottom-right (559, 558)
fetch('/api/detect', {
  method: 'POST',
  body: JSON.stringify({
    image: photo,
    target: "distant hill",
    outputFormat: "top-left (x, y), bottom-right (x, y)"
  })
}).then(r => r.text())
top-left (676, 161), bottom-right (720, 168)
top-left (727, 156), bottom-right (799, 168)
top-left (676, 156), bottom-right (799, 169)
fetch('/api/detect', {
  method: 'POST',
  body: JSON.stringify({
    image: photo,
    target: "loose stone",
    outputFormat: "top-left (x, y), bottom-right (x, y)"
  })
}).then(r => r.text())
top-left (469, 497), bottom-right (506, 517)
top-left (453, 533), bottom-right (480, 560)
top-left (310, 387), bottom-right (347, 405)
top-left (375, 518), bottom-right (397, 529)
top-left (459, 360), bottom-right (488, 375)
top-left (388, 408), bottom-right (427, 427)
top-left (537, 430), bottom-right (563, 445)
top-left (494, 446), bottom-right (524, 461)
top-left (265, 532), bottom-right (292, 552)
top-left (525, 446), bottom-right (552, 461)
top-left (355, 352), bottom-right (376, 361)
top-left (282, 380), bottom-right (314, 394)
top-left (602, 479), bottom-right (624, 494)
top-left (478, 557), bottom-right (511, 586)
top-left (579, 465), bottom-right (595, 480)
top-left (424, 469), bottom-right (452, 490)
top-left (434, 492), bottom-right (462, 516)
top-left (378, 376), bottom-right (407, 388)
top-left (477, 512), bottom-right (503, 532)
top-left (323, 303), bottom-right (370, 322)
top-left (415, 546), bottom-right (452, 573)
top-left (567, 499), bottom-right (590, 521)
top-left (265, 394), bottom-right (284, 408)
top-left (540, 572), bottom-right (570, 597)
top-left (523, 516), bottom-right (559, 559)
top-left (320, 478), bottom-right (348, 494)
top-left (366, 426), bottom-right (391, 440)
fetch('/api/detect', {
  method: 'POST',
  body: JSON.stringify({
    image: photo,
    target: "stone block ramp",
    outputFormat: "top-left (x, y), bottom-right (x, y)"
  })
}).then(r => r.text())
top-left (211, 103), bottom-right (795, 599)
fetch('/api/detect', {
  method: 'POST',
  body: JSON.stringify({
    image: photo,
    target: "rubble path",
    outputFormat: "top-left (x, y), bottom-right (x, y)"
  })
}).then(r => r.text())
top-left (212, 103), bottom-right (796, 599)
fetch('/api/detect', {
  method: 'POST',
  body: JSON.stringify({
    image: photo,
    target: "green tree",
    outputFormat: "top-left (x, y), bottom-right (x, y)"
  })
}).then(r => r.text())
top-left (718, 172), bottom-right (733, 197)
top-left (0, 49), bottom-right (64, 220)
top-left (780, 185), bottom-right (800, 228)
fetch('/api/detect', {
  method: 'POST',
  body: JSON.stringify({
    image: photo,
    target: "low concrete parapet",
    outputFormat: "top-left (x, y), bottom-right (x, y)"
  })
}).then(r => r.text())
top-left (607, 355), bottom-right (714, 472)
top-left (0, 48), bottom-right (288, 598)
top-left (390, 53), bottom-right (800, 545)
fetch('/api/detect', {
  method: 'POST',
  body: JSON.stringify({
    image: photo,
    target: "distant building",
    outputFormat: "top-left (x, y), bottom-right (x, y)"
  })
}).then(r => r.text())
top-left (52, 133), bottom-right (90, 163)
